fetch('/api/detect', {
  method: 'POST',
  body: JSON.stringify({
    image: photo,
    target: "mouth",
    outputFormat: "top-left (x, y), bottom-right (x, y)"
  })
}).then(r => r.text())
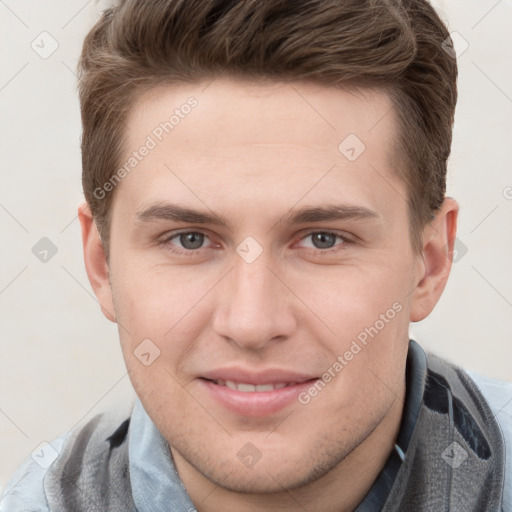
top-left (208, 379), bottom-right (302, 392)
top-left (199, 376), bottom-right (319, 416)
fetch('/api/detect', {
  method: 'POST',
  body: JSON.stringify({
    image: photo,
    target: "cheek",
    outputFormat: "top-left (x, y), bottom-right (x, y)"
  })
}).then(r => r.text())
top-left (111, 258), bottom-right (211, 339)
top-left (292, 259), bottom-right (412, 334)
top-left (110, 265), bottom-right (216, 401)
top-left (293, 262), bottom-right (411, 399)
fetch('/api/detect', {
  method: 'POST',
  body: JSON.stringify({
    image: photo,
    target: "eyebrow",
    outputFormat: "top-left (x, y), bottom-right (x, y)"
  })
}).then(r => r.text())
top-left (134, 202), bottom-right (380, 229)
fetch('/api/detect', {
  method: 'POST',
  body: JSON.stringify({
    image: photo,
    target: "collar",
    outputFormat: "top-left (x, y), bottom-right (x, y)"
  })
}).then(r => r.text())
top-left (129, 399), bottom-right (195, 510)
top-left (354, 339), bottom-right (427, 511)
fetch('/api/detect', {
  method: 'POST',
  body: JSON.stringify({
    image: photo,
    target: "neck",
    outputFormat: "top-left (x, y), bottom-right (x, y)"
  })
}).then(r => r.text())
top-left (171, 383), bottom-right (406, 512)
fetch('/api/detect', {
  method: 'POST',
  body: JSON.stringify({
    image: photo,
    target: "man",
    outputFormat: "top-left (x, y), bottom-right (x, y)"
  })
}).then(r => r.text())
top-left (1, 0), bottom-right (511, 510)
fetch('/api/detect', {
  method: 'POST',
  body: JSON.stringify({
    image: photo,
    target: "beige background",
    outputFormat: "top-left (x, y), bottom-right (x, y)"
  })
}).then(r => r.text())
top-left (1, 0), bottom-right (511, 492)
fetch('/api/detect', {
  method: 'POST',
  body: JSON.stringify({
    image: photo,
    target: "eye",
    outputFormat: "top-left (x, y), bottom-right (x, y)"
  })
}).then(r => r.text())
top-left (298, 231), bottom-right (347, 250)
top-left (161, 231), bottom-right (212, 253)
top-left (159, 229), bottom-right (350, 255)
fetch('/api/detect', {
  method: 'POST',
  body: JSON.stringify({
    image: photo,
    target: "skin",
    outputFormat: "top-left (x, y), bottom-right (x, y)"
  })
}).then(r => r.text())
top-left (79, 78), bottom-right (458, 512)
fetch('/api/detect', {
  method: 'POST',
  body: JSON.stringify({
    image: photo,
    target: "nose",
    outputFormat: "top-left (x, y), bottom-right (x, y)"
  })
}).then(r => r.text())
top-left (211, 252), bottom-right (297, 352)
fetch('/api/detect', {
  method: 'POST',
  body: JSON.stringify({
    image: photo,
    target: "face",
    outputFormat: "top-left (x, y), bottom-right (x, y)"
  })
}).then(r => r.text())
top-left (101, 78), bottom-right (424, 493)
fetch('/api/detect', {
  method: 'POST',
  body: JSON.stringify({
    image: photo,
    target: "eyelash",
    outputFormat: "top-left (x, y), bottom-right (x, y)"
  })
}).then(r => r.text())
top-left (159, 230), bottom-right (351, 256)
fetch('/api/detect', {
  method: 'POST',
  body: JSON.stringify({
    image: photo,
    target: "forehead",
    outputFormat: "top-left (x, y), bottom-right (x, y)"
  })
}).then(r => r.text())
top-left (115, 78), bottom-right (404, 222)
top-left (127, 78), bottom-right (396, 151)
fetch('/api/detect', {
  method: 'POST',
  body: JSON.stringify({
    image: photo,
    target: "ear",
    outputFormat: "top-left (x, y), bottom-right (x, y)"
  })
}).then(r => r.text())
top-left (77, 202), bottom-right (116, 323)
top-left (410, 197), bottom-right (459, 322)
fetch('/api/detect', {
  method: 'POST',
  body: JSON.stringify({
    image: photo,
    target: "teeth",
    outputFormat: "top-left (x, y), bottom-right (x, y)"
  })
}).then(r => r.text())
top-left (255, 384), bottom-right (274, 392)
top-left (238, 383), bottom-right (256, 392)
top-left (215, 380), bottom-right (296, 392)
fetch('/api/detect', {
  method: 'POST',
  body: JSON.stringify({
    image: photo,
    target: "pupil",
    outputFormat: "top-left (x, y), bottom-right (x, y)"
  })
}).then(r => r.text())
top-left (312, 232), bottom-right (335, 249)
top-left (180, 232), bottom-right (204, 250)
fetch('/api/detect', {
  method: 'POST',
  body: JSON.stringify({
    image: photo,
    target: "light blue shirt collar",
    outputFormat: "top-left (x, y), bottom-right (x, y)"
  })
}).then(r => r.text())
top-left (129, 398), bottom-right (195, 511)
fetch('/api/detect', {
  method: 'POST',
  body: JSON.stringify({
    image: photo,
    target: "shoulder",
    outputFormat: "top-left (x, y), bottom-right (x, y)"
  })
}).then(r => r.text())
top-left (0, 434), bottom-right (66, 512)
top-left (0, 402), bottom-right (134, 512)
top-left (466, 370), bottom-right (512, 512)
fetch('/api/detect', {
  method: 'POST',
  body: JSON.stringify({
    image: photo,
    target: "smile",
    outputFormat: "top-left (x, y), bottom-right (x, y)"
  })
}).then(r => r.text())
top-left (211, 380), bottom-right (298, 392)
top-left (200, 377), bottom-right (318, 416)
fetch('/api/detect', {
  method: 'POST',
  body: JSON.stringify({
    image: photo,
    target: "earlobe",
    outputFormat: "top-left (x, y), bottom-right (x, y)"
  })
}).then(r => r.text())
top-left (77, 202), bottom-right (117, 323)
top-left (410, 198), bottom-right (459, 322)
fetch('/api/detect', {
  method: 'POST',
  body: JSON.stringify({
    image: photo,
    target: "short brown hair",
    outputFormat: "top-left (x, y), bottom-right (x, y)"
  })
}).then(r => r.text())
top-left (78, 0), bottom-right (457, 259)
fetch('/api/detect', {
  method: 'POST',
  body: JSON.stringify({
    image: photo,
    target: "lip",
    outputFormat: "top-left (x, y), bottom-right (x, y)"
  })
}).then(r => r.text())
top-left (198, 368), bottom-right (318, 417)
top-left (201, 368), bottom-right (317, 386)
